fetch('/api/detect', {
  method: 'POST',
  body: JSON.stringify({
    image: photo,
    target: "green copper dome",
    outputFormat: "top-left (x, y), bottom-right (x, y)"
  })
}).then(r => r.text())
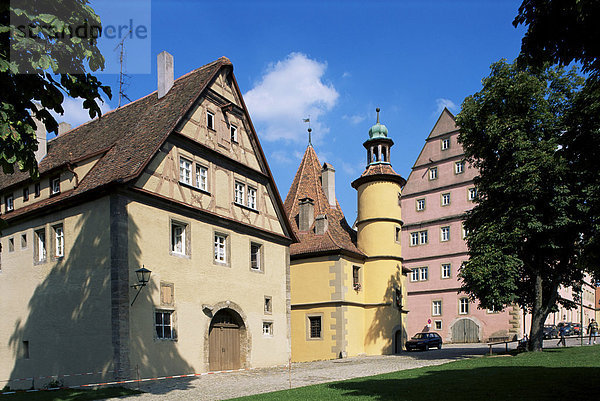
top-left (368, 108), bottom-right (388, 139)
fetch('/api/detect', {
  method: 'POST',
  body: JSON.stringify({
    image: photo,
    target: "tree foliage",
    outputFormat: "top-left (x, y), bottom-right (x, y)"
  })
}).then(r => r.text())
top-left (455, 60), bottom-right (596, 351)
top-left (0, 0), bottom-right (111, 177)
top-left (514, 0), bottom-right (600, 77)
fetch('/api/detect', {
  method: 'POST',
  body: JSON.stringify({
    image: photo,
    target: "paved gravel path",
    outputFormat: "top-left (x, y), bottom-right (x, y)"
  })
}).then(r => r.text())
top-left (113, 338), bottom-right (588, 401)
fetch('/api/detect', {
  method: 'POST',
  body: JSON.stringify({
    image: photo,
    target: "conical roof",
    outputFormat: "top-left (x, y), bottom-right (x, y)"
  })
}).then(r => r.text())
top-left (283, 146), bottom-right (364, 258)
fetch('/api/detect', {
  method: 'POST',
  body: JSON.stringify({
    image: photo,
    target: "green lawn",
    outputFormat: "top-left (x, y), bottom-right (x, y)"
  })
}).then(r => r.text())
top-left (0, 386), bottom-right (140, 401)
top-left (234, 345), bottom-right (600, 400)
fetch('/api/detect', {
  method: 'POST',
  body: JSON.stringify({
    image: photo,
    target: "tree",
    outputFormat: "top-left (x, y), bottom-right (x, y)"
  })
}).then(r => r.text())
top-left (455, 60), bottom-right (594, 351)
top-left (514, 0), bottom-right (600, 77)
top-left (0, 0), bottom-right (111, 177)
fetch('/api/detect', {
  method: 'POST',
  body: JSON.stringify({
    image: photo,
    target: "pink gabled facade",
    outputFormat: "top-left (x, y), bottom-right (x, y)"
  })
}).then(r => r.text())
top-left (401, 108), bottom-right (520, 343)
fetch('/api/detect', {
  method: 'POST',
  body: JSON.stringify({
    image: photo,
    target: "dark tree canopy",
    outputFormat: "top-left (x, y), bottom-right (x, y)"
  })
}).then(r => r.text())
top-left (514, 0), bottom-right (600, 76)
top-left (0, 0), bottom-right (111, 177)
top-left (456, 60), bottom-right (596, 351)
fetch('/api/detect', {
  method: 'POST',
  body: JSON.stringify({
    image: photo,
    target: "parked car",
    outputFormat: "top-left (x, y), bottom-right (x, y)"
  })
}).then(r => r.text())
top-left (557, 322), bottom-right (574, 336)
top-left (570, 322), bottom-right (581, 336)
top-left (405, 332), bottom-right (442, 351)
top-left (543, 325), bottom-right (558, 339)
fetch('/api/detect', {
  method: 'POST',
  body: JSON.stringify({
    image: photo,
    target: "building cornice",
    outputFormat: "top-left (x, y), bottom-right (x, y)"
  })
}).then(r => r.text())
top-left (407, 287), bottom-right (463, 296)
top-left (402, 181), bottom-right (475, 199)
top-left (292, 300), bottom-right (392, 309)
top-left (403, 213), bottom-right (467, 230)
top-left (403, 251), bottom-right (469, 264)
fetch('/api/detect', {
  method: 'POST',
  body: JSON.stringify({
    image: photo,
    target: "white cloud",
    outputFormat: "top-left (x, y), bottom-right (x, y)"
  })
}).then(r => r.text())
top-left (244, 53), bottom-right (339, 143)
top-left (434, 98), bottom-right (458, 115)
top-left (342, 114), bottom-right (366, 125)
top-left (342, 71), bottom-right (351, 78)
top-left (49, 96), bottom-right (113, 129)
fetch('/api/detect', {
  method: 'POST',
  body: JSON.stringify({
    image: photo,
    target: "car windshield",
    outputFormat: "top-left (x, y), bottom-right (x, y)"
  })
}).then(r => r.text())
top-left (413, 333), bottom-right (426, 339)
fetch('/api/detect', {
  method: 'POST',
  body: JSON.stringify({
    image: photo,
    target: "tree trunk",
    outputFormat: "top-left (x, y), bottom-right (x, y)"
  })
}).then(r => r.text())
top-left (528, 273), bottom-right (546, 351)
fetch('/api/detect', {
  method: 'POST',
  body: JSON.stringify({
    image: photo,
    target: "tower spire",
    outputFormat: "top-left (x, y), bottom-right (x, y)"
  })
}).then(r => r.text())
top-left (308, 128), bottom-right (312, 147)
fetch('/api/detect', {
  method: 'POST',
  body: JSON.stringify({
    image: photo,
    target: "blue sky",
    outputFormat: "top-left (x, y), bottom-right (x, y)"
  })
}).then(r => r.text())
top-left (63, 0), bottom-right (526, 219)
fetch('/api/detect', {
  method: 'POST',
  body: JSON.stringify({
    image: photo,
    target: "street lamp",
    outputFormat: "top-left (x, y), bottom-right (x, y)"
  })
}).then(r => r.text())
top-left (131, 266), bottom-right (151, 306)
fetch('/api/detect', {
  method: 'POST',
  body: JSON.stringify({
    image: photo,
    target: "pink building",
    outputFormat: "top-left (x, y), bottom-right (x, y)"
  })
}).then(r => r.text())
top-left (401, 109), bottom-right (520, 343)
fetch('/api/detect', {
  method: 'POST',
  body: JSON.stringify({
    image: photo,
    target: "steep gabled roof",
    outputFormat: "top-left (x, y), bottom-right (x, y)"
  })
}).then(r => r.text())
top-left (283, 145), bottom-right (364, 258)
top-left (427, 107), bottom-right (458, 139)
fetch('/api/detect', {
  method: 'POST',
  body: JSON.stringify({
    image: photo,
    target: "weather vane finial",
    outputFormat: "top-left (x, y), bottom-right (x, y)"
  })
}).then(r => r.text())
top-left (308, 128), bottom-right (312, 146)
top-left (376, 108), bottom-right (380, 124)
top-left (303, 116), bottom-right (312, 146)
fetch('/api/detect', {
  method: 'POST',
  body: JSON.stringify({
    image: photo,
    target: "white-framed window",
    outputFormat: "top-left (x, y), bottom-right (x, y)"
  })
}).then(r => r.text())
top-left (247, 186), bottom-right (257, 209)
top-left (155, 310), bottom-right (174, 339)
top-left (462, 223), bottom-right (469, 239)
top-left (196, 165), bottom-right (207, 191)
top-left (432, 300), bottom-right (442, 316)
top-left (419, 230), bottom-right (428, 245)
top-left (455, 161), bottom-right (464, 174)
top-left (416, 198), bottom-right (425, 211)
top-left (410, 232), bottom-right (419, 246)
top-left (35, 228), bottom-right (46, 262)
top-left (468, 187), bottom-right (477, 201)
top-left (250, 243), bottom-right (261, 271)
top-left (441, 138), bottom-right (450, 150)
top-left (179, 157), bottom-right (192, 185)
top-left (441, 226), bottom-right (450, 242)
top-left (434, 320), bottom-right (442, 330)
top-left (214, 234), bottom-right (227, 263)
top-left (171, 222), bottom-right (186, 255)
top-left (309, 316), bottom-right (322, 339)
top-left (50, 177), bottom-right (60, 195)
top-left (234, 182), bottom-right (245, 205)
top-left (411, 267), bottom-right (428, 282)
top-left (459, 298), bottom-right (469, 315)
top-left (262, 321), bottom-right (273, 336)
top-left (207, 110), bottom-right (215, 130)
top-left (54, 225), bottom-right (64, 258)
top-left (441, 193), bottom-right (451, 206)
top-left (441, 263), bottom-right (451, 279)
top-left (5, 194), bottom-right (14, 212)
top-left (230, 124), bottom-right (238, 142)
top-left (429, 167), bottom-right (438, 180)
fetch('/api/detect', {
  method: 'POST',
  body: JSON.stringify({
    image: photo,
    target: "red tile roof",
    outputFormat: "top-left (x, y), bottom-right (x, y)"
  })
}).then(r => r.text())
top-left (283, 145), bottom-right (364, 258)
top-left (351, 163), bottom-right (406, 189)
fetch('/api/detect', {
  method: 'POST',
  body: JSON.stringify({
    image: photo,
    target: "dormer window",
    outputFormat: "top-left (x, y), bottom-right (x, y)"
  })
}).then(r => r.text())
top-left (50, 176), bottom-right (60, 195)
top-left (5, 194), bottom-right (14, 212)
top-left (207, 110), bottom-right (215, 130)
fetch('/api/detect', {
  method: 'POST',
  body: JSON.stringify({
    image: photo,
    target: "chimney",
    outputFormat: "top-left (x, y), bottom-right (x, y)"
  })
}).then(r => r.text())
top-left (298, 197), bottom-right (314, 232)
top-left (321, 163), bottom-right (336, 207)
top-left (58, 122), bottom-right (71, 136)
top-left (315, 214), bottom-right (328, 235)
top-left (157, 51), bottom-right (174, 99)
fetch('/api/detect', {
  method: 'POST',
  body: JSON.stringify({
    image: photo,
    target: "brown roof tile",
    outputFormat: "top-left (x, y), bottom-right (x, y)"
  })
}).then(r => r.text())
top-left (283, 146), bottom-right (364, 258)
top-left (351, 163), bottom-right (406, 189)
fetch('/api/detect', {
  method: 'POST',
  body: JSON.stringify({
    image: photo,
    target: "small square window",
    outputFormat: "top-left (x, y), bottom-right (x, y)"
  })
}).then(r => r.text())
top-left (353, 266), bottom-right (361, 291)
top-left (155, 310), bottom-right (174, 339)
top-left (441, 138), bottom-right (450, 150)
top-left (53, 225), bottom-right (64, 258)
top-left (214, 234), bottom-right (227, 263)
top-left (434, 320), bottom-right (442, 330)
top-left (432, 300), bottom-right (442, 316)
top-left (309, 316), bottom-right (322, 339)
top-left (247, 187), bottom-right (257, 210)
top-left (250, 243), bottom-right (261, 271)
top-left (21, 233), bottom-right (27, 249)
top-left (264, 296), bottom-right (272, 314)
top-left (468, 188), bottom-right (477, 201)
top-left (234, 182), bottom-right (245, 205)
top-left (262, 321), bottom-right (273, 336)
top-left (441, 226), bottom-right (450, 242)
top-left (34, 183), bottom-right (40, 197)
top-left (23, 187), bottom-right (29, 202)
top-left (395, 226), bottom-right (401, 243)
top-left (441, 193), bottom-right (451, 206)
top-left (50, 177), bottom-right (60, 195)
top-left (179, 157), bottom-right (192, 185)
top-left (171, 222), bottom-right (187, 255)
top-left (416, 198), bottom-right (425, 211)
top-left (5, 194), bottom-right (14, 212)
top-left (230, 124), bottom-right (238, 142)
top-left (8, 237), bottom-right (14, 252)
top-left (441, 263), bottom-right (451, 279)
top-left (196, 165), bottom-right (208, 191)
top-left (455, 161), bottom-right (464, 174)
top-left (429, 167), bottom-right (438, 180)
top-left (207, 111), bottom-right (215, 130)
top-left (459, 298), bottom-right (469, 315)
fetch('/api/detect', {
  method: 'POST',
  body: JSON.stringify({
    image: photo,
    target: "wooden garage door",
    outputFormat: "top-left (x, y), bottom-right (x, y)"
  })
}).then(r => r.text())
top-left (452, 318), bottom-right (479, 343)
top-left (209, 311), bottom-right (241, 371)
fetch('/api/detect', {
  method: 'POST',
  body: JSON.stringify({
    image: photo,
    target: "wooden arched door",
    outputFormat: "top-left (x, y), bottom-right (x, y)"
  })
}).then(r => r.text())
top-left (209, 309), bottom-right (241, 371)
top-left (452, 318), bottom-right (479, 343)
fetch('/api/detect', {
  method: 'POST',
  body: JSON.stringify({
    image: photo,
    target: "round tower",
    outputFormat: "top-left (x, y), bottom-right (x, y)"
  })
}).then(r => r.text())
top-left (351, 108), bottom-right (407, 353)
